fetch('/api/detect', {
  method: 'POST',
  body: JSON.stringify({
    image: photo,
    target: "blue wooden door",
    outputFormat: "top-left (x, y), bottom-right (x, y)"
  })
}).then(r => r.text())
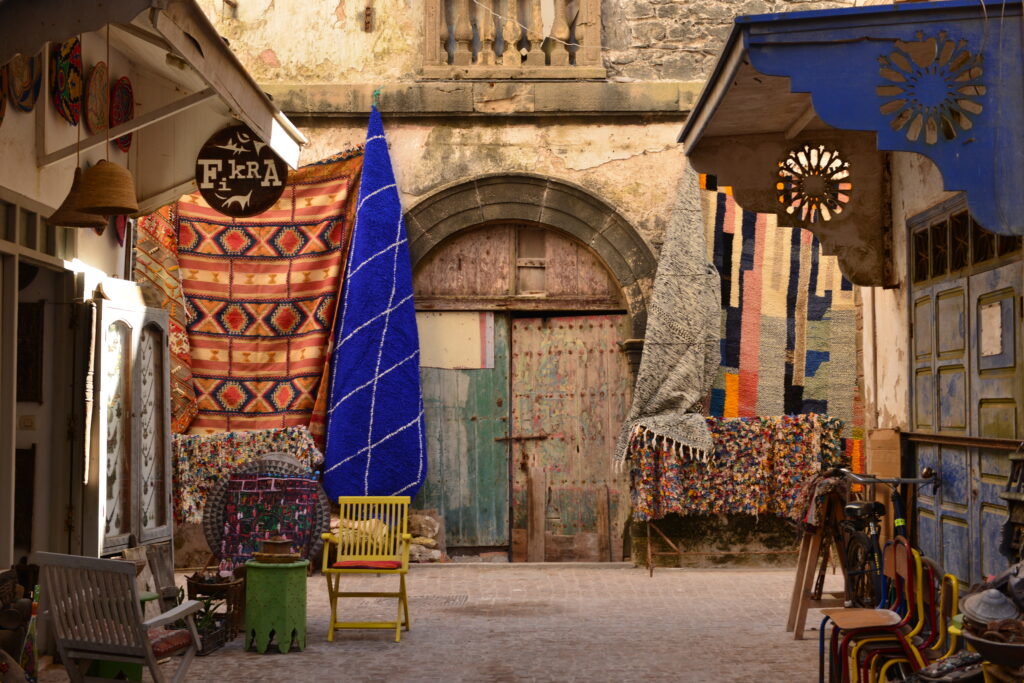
top-left (416, 316), bottom-right (510, 547)
top-left (912, 214), bottom-right (1021, 583)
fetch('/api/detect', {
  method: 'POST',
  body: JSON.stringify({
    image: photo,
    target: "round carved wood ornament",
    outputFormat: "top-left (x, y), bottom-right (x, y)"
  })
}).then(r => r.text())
top-left (195, 124), bottom-right (288, 218)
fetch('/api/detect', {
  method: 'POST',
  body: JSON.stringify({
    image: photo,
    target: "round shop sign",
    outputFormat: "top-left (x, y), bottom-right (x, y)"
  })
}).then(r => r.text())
top-left (195, 124), bottom-right (288, 217)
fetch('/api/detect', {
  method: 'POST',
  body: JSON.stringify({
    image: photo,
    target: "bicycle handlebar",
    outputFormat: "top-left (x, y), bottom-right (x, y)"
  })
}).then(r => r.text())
top-left (839, 468), bottom-right (940, 489)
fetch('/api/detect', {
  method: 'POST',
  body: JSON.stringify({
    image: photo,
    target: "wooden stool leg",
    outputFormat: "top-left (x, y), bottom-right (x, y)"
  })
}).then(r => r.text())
top-left (793, 528), bottom-right (824, 640)
top-left (787, 532), bottom-right (814, 632)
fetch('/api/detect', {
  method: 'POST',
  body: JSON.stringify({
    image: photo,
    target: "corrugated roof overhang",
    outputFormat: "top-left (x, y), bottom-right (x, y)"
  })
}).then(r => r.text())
top-left (679, 0), bottom-right (1023, 286)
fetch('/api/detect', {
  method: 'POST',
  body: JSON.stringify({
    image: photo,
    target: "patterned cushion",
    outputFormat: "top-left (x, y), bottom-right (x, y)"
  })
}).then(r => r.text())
top-left (148, 628), bottom-right (193, 659)
top-left (331, 560), bottom-right (401, 570)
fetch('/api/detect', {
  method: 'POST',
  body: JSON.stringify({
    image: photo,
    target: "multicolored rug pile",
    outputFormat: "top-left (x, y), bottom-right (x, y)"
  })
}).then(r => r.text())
top-left (630, 414), bottom-right (849, 522)
top-left (171, 425), bottom-right (323, 524)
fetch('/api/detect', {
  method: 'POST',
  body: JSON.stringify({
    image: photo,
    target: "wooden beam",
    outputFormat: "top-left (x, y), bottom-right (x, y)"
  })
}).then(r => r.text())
top-left (40, 88), bottom-right (217, 168)
top-left (784, 102), bottom-right (817, 140)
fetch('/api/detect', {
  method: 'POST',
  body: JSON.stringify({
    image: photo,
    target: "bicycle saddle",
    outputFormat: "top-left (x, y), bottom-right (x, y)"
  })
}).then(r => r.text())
top-left (843, 501), bottom-right (886, 520)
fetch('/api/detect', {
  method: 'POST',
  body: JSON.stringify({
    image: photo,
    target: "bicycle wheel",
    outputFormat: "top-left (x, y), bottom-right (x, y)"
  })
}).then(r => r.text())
top-left (844, 532), bottom-right (879, 608)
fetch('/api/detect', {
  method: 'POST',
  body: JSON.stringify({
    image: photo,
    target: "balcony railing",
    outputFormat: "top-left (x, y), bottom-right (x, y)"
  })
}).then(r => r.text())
top-left (422, 0), bottom-right (604, 79)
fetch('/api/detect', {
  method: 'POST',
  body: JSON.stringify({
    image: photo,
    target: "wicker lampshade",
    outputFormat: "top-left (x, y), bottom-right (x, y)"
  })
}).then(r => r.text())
top-left (48, 168), bottom-right (107, 228)
top-left (76, 160), bottom-right (139, 216)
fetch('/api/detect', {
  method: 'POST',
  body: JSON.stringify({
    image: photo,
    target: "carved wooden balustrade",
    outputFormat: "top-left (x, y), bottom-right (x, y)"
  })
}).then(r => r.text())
top-left (422, 0), bottom-right (604, 79)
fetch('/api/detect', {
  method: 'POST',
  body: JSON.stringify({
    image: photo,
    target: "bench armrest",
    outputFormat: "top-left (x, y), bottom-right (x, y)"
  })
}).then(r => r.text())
top-left (142, 599), bottom-right (202, 630)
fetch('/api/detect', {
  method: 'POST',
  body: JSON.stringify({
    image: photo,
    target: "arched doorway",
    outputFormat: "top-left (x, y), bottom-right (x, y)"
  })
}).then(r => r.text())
top-left (407, 176), bottom-right (655, 561)
top-left (407, 177), bottom-right (655, 561)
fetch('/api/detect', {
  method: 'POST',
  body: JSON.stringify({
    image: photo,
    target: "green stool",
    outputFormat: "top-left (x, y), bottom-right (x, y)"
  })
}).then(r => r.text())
top-left (243, 560), bottom-right (308, 653)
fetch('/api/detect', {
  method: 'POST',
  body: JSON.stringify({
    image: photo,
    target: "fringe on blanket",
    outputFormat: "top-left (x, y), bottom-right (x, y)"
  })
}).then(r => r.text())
top-left (617, 423), bottom-right (713, 471)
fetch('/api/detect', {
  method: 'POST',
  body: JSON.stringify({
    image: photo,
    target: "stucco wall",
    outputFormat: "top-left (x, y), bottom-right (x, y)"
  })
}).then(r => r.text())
top-left (294, 116), bottom-right (687, 253)
top-left (861, 152), bottom-right (955, 432)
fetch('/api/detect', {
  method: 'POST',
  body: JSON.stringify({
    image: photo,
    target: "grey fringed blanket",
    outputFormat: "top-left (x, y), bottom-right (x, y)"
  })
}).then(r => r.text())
top-left (616, 170), bottom-right (722, 463)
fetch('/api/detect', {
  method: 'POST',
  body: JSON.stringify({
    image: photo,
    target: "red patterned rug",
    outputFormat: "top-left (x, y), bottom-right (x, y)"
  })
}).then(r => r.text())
top-left (176, 150), bottom-right (363, 444)
top-left (134, 204), bottom-right (197, 433)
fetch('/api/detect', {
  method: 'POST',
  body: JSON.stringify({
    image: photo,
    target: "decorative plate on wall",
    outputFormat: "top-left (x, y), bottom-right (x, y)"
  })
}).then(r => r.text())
top-left (84, 61), bottom-right (108, 134)
top-left (7, 52), bottom-right (42, 112)
top-left (50, 36), bottom-right (83, 126)
top-left (0, 65), bottom-right (7, 129)
top-left (115, 214), bottom-right (128, 246)
top-left (110, 76), bottom-right (134, 152)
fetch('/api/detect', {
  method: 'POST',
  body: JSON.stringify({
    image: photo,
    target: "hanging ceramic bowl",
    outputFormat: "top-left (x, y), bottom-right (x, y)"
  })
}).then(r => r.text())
top-left (50, 36), bottom-right (83, 126)
top-left (7, 52), bottom-right (42, 112)
top-left (0, 65), bottom-right (7, 129)
top-left (109, 76), bottom-right (134, 152)
top-left (84, 61), bottom-right (108, 134)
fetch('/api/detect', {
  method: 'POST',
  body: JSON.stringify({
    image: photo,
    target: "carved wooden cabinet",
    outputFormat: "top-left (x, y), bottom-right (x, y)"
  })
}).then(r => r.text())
top-left (89, 300), bottom-right (173, 556)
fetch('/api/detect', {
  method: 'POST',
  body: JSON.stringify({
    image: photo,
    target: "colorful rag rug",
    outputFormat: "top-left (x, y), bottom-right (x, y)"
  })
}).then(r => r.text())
top-left (700, 174), bottom-right (865, 472)
top-left (630, 414), bottom-right (848, 522)
top-left (216, 474), bottom-right (320, 572)
top-left (176, 150), bottom-right (363, 443)
top-left (323, 107), bottom-right (427, 499)
top-left (134, 205), bottom-right (198, 433)
top-left (171, 425), bottom-right (323, 524)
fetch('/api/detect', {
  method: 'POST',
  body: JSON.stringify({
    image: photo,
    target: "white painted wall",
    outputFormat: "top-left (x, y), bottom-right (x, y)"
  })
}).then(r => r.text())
top-left (860, 151), bottom-right (956, 435)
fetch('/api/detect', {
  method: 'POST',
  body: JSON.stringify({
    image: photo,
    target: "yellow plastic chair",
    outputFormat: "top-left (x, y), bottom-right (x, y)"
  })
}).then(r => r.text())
top-left (321, 496), bottom-right (412, 642)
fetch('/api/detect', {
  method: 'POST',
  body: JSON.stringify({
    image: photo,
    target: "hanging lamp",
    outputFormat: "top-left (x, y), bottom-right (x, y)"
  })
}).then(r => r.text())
top-left (76, 159), bottom-right (138, 215)
top-left (76, 24), bottom-right (138, 217)
top-left (48, 167), bottom-right (107, 227)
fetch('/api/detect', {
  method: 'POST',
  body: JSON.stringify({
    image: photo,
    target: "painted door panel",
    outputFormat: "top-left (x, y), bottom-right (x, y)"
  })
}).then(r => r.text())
top-left (510, 314), bottom-right (631, 562)
top-left (913, 261), bottom-right (1021, 584)
top-left (417, 316), bottom-right (510, 547)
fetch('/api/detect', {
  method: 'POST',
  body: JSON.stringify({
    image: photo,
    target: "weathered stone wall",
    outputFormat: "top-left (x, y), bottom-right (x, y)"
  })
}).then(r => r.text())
top-left (199, 0), bottom-right (858, 85)
top-left (603, 0), bottom-right (858, 81)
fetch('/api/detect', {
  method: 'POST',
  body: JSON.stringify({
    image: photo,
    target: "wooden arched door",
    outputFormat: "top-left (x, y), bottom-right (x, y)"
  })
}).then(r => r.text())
top-left (413, 222), bottom-right (633, 561)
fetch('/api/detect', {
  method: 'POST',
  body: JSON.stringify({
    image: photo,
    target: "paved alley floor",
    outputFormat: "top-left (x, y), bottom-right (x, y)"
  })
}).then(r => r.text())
top-left (41, 563), bottom-right (840, 682)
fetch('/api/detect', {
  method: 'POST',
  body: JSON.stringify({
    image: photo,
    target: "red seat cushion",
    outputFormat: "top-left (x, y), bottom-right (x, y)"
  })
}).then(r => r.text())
top-left (332, 560), bottom-right (402, 570)
top-left (148, 628), bottom-right (193, 659)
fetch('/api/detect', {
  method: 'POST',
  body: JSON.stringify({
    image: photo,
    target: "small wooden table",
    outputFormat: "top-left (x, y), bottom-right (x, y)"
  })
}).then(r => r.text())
top-left (243, 560), bottom-right (308, 654)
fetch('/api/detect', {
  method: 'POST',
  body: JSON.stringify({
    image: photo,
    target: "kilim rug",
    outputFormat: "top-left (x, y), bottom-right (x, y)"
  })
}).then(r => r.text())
top-left (176, 150), bottom-right (363, 443)
top-left (134, 205), bottom-right (197, 433)
top-left (323, 107), bottom-right (427, 499)
top-left (700, 174), bottom-right (865, 470)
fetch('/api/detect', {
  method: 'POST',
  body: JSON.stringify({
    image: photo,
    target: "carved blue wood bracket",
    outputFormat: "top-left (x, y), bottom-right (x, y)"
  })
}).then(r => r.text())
top-left (742, 0), bottom-right (1023, 236)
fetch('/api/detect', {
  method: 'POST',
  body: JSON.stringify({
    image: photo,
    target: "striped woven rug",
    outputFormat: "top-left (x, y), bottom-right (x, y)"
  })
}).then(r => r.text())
top-left (701, 174), bottom-right (864, 469)
top-left (176, 150), bottom-right (363, 444)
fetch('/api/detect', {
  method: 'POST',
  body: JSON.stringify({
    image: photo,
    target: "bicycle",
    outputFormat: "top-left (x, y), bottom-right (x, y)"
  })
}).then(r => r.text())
top-left (838, 467), bottom-right (940, 608)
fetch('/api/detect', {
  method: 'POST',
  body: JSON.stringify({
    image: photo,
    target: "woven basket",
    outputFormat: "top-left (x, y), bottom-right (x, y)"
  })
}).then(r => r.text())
top-left (76, 160), bottom-right (138, 215)
top-left (48, 168), bottom-right (106, 228)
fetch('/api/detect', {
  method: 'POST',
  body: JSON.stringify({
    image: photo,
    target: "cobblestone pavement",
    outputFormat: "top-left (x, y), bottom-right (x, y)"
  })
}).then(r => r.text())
top-left (41, 564), bottom-right (841, 682)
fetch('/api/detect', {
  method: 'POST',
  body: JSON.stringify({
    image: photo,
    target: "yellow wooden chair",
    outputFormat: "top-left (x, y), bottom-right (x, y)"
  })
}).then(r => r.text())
top-left (321, 496), bottom-right (412, 642)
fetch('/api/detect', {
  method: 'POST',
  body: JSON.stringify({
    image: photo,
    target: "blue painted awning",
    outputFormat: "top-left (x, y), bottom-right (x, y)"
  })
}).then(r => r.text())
top-left (681, 0), bottom-right (1023, 239)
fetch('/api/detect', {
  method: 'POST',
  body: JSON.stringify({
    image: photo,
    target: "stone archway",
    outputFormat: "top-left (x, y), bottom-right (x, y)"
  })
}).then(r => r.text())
top-left (404, 174), bottom-right (656, 337)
